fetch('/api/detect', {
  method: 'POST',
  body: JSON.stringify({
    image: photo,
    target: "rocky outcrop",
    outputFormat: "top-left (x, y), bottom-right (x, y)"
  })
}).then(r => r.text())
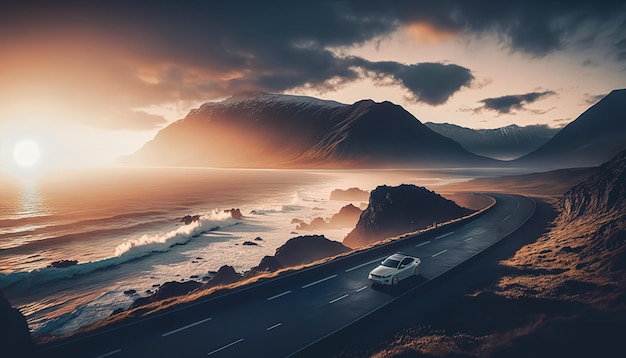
top-left (130, 280), bottom-right (203, 309)
top-left (180, 214), bottom-right (200, 225)
top-left (343, 184), bottom-right (473, 248)
top-left (330, 187), bottom-right (370, 201)
top-left (47, 259), bottom-right (78, 268)
top-left (225, 208), bottom-right (243, 220)
top-left (247, 235), bottom-right (351, 275)
top-left (296, 204), bottom-right (362, 231)
top-left (560, 150), bottom-right (626, 220)
top-left (0, 289), bottom-right (35, 356)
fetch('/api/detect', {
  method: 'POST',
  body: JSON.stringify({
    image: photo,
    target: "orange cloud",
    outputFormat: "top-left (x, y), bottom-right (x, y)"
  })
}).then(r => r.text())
top-left (404, 22), bottom-right (457, 43)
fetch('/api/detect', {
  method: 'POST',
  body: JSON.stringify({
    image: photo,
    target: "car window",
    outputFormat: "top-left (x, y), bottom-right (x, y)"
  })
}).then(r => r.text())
top-left (381, 258), bottom-right (400, 268)
top-left (400, 258), bottom-right (413, 266)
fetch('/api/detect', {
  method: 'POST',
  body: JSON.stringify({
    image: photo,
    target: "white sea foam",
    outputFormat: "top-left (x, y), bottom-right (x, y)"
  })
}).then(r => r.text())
top-left (0, 209), bottom-right (240, 290)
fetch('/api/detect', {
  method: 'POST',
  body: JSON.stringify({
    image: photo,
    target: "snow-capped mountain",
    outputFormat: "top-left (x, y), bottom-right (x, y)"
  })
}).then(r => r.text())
top-left (126, 93), bottom-right (499, 169)
top-left (425, 122), bottom-right (559, 160)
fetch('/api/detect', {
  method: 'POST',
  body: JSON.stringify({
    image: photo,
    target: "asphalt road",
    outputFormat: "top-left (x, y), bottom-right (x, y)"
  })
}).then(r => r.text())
top-left (43, 193), bottom-right (535, 358)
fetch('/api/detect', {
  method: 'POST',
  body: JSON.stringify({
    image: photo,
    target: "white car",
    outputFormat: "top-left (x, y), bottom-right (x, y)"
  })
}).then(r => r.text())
top-left (368, 252), bottom-right (421, 286)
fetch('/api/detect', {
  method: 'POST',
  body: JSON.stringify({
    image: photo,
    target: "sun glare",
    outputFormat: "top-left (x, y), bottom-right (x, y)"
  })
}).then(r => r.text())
top-left (13, 139), bottom-right (41, 168)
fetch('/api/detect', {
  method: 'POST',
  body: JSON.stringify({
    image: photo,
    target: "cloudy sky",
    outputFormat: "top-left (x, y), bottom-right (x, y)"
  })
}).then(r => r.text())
top-left (1, 0), bottom-right (625, 171)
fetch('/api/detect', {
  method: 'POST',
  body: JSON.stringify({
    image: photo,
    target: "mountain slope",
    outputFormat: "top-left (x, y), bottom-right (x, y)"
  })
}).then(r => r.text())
top-left (425, 122), bottom-right (559, 160)
top-left (515, 89), bottom-right (626, 169)
top-left (125, 93), bottom-right (499, 169)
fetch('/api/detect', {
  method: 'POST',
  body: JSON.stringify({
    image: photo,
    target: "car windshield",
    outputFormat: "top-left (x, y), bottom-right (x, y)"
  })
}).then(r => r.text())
top-left (381, 258), bottom-right (400, 268)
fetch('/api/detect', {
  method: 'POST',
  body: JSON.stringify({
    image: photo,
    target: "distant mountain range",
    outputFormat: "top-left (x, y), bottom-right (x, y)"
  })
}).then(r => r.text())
top-left (125, 89), bottom-right (626, 170)
top-left (125, 93), bottom-right (498, 169)
top-left (515, 89), bottom-right (626, 169)
top-left (425, 122), bottom-right (559, 160)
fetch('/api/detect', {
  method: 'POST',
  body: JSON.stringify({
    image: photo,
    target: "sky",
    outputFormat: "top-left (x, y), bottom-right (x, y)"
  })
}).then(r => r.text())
top-left (1, 0), bottom-right (626, 173)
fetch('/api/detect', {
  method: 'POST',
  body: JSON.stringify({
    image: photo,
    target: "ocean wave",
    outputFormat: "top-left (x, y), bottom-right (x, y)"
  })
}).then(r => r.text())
top-left (0, 209), bottom-right (239, 290)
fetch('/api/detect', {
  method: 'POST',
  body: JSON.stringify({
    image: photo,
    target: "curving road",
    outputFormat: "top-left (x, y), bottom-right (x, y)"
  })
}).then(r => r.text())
top-left (43, 193), bottom-right (535, 358)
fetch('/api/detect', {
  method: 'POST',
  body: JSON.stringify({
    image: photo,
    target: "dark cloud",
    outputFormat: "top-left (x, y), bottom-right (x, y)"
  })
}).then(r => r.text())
top-left (476, 91), bottom-right (556, 114)
top-left (583, 93), bottom-right (608, 105)
top-left (0, 1), bottom-right (624, 129)
top-left (355, 60), bottom-right (475, 105)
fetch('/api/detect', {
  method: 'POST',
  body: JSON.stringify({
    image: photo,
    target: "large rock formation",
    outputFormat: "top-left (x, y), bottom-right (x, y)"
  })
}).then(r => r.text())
top-left (329, 187), bottom-right (370, 201)
top-left (0, 289), bottom-right (35, 356)
top-left (343, 184), bottom-right (473, 248)
top-left (247, 235), bottom-right (351, 275)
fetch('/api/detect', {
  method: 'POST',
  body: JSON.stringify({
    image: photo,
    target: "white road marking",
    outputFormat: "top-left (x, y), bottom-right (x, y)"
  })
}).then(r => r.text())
top-left (514, 200), bottom-right (520, 210)
top-left (476, 229), bottom-right (487, 235)
top-left (345, 257), bottom-right (385, 272)
top-left (435, 232), bottom-right (454, 240)
top-left (266, 323), bottom-right (282, 331)
top-left (162, 317), bottom-right (212, 337)
top-left (432, 249), bottom-right (448, 257)
top-left (465, 237), bottom-right (473, 241)
top-left (503, 214), bottom-right (511, 222)
top-left (329, 294), bottom-right (349, 304)
top-left (416, 240), bottom-right (431, 247)
top-left (266, 290), bottom-right (292, 301)
top-left (207, 338), bottom-right (244, 356)
top-left (95, 349), bottom-right (122, 358)
top-left (301, 274), bottom-right (338, 288)
top-left (356, 286), bottom-right (368, 292)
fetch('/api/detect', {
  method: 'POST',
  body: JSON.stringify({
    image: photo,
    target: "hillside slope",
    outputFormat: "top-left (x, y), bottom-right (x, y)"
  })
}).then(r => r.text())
top-left (126, 93), bottom-right (498, 169)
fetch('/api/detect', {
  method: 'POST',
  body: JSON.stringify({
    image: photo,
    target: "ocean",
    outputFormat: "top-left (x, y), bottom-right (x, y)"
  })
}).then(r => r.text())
top-left (0, 167), bottom-right (464, 336)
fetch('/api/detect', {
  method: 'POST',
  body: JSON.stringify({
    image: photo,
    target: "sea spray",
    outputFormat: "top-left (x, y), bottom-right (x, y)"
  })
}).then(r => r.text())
top-left (0, 209), bottom-right (240, 290)
top-left (114, 209), bottom-right (236, 257)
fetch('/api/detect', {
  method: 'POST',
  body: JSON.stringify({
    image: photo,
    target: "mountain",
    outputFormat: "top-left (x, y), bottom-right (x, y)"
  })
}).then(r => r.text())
top-left (515, 89), bottom-right (626, 169)
top-left (343, 184), bottom-right (474, 248)
top-left (425, 122), bottom-right (559, 160)
top-left (125, 93), bottom-right (499, 169)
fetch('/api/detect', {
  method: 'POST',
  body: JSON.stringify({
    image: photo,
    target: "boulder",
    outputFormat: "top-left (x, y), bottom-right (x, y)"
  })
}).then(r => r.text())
top-left (47, 259), bottom-right (78, 268)
top-left (343, 184), bottom-right (474, 248)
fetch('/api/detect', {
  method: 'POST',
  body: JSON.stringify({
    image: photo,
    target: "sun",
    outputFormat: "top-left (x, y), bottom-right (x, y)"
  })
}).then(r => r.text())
top-left (13, 139), bottom-right (41, 168)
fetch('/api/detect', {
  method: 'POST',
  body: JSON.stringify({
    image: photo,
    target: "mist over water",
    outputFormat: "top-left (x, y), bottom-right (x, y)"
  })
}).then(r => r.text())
top-left (0, 167), bottom-right (491, 335)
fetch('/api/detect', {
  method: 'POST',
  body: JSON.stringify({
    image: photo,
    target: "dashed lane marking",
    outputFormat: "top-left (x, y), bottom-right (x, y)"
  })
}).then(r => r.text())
top-left (356, 286), bottom-right (368, 292)
top-left (302, 274), bottom-right (338, 289)
top-left (266, 323), bottom-right (282, 331)
top-left (346, 257), bottom-right (386, 272)
top-left (465, 237), bottom-right (473, 242)
top-left (416, 240), bottom-right (431, 247)
top-left (95, 349), bottom-right (122, 358)
top-left (266, 290), bottom-right (292, 301)
top-left (329, 294), bottom-right (349, 304)
top-left (435, 232), bottom-right (454, 240)
top-left (162, 317), bottom-right (212, 337)
top-left (207, 338), bottom-right (244, 356)
top-left (432, 249), bottom-right (448, 257)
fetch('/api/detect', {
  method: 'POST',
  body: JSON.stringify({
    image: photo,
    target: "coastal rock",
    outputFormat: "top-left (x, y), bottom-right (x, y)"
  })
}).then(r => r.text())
top-left (47, 259), bottom-right (78, 268)
top-left (225, 208), bottom-right (243, 219)
top-left (254, 237), bottom-right (263, 241)
top-left (330, 187), bottom-right (369, 201)
top-left (242, 241), bottom-right (258, 246)
top-left (246, 235), bottom-right (350, 277)
top-left (296, 204), bottom-right (362, 231)
top-left (181, 214), bottom-right (200, 225)
top-left (343, 184), bottom-right (474, 248)
top-left (201, 265), bottom-right (243, 289)
top-left (0, 289), bottom-right (35, 355)
top-left (130, 280), bottom-right (202, 309)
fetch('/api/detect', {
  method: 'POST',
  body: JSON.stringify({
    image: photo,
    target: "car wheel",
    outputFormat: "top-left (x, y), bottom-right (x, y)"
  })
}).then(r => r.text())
top-left (392, 275), bottom-right (398, 285)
